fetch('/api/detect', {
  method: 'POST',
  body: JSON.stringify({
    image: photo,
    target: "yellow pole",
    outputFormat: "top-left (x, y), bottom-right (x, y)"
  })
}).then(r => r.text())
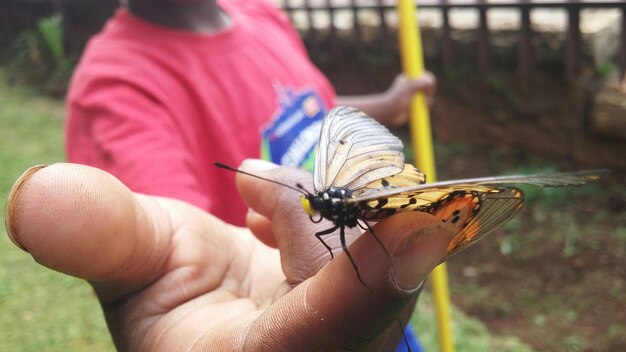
top-left (396, 1), bottom-right (455, 352)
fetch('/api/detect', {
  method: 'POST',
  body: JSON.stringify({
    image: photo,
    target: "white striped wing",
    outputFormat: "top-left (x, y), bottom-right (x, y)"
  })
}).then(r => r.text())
top-left (313, 106), bottom-right (405, 192)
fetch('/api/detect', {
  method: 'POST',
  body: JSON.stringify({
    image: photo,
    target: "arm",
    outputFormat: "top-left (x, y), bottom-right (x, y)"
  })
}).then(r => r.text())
top-left (336, 72), bottom-right (436, 127)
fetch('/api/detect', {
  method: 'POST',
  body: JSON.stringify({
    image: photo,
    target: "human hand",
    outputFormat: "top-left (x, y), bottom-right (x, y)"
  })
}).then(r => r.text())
top-left (5, 161), bottom-right (452, 351)
top-left (381, 72), bottom-right (437, 127)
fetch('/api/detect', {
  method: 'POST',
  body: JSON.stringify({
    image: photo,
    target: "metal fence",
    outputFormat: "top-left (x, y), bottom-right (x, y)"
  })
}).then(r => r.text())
top-left (2, 0), bottom-right (625, 80)
top-left (280, 0), bottom-right (626, 80)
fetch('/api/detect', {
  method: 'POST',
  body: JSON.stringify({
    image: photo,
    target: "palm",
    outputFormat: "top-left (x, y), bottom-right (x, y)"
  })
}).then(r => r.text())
top-left (90, 171), bottom-right (363, 350)
top-left (106, 198), bottom-right (284, 350)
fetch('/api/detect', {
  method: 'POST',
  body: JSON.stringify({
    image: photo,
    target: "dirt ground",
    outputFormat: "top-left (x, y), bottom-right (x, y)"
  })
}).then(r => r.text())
top-left (317, 54), bottom-right (626, 351)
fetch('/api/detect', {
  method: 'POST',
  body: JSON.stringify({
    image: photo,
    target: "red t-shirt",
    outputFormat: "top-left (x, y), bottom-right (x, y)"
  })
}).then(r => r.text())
top-left (66, 0), bottom-right (336, 225)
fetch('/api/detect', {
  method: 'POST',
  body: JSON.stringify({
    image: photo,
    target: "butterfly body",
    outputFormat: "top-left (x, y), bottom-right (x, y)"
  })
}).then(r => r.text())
top-left (304, 187), bottom-right (361, 228)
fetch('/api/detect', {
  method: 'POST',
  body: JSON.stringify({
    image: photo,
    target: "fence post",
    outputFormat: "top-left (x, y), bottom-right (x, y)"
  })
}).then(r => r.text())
top-left (441, 0), bottom-right (454, 70)
top-left (518, 0), bottom-right (533, 77)
top-left (565, 0), bottom-right (581, 81)
top-left (377, 0), bottom-right (389, 52)
top-left (477, 0), bottom-right (491, 72)
top-left (619, 6), bottom-right (626, 81)
top-left (303, 0), bottom-right (319, 58)
top-left (350, 0), bottom-right (363, 48)
top-left (325, 0), bottom-right (339, 55)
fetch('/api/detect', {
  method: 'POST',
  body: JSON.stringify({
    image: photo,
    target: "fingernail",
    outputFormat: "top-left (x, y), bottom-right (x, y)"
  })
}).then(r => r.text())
top-left (391, 223), bottom-right (452, 291)
top-left (240, 159), bottom-right (279, 172)
top-left (5, 164), bottom-right (48, 252)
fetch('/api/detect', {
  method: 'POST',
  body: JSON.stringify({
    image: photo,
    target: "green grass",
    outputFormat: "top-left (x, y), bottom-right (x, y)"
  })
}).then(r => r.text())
top-left (0, 70), bottom-right (115, 351)
top-left (413, 291), bottom-right (533, 351)
top-left (0, 69), bottom-right (533, 351)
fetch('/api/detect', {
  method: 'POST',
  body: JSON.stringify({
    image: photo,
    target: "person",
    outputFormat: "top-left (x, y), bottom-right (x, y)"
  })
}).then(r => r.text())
top-left (65, 0), bottom-right (436, 227)
top-left (63, 0), bottom-right (436, 349)
top-left (5, 161), bottom-right (453, 351)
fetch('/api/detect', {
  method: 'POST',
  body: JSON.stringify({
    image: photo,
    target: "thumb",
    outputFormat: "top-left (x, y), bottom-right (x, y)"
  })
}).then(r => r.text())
top-left (241, 212), bottom-right (453, 351)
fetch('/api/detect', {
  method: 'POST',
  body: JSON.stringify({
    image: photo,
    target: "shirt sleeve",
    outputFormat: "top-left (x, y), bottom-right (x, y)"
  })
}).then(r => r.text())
top-left (66, 76), bottom-right (211, 211)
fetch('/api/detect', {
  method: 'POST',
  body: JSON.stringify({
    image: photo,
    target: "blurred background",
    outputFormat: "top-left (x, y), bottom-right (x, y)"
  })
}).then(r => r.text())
top-left (1, 0), bottom-right (625, 351)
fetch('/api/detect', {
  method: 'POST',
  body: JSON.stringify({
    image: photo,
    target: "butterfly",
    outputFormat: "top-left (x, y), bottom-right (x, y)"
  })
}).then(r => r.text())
top-left (216, 106), bottom-right (609, 285)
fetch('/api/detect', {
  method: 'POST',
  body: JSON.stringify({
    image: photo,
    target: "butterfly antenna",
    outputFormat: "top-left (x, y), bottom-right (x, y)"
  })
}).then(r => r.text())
top-left (296, 182), bottom-right (314, 196)
top-left (359, 220), bottom-right (389, 258)
top-left (214, 162), bottom-right (308, 196)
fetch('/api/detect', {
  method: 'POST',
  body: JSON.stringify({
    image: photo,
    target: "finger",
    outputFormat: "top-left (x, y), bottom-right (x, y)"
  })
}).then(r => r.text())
top-left (200, 212), bottom-right (453, 351)
top-left (236, 159), bottom-right (356, 284)
top-left (236, 159), bottom-right (310, 220)
top-left (5, 163), bottom-right (172, 301)
top-left (235, 159), bottom-right (319, 255)
top-left (246, 208), bottom-right (278, 248)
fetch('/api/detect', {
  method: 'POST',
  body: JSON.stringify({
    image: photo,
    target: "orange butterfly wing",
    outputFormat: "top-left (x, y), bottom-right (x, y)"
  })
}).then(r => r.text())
top-left (424, 188), bottom-right (524, 257)
top-left (357, 184), bottom-right (524, 258)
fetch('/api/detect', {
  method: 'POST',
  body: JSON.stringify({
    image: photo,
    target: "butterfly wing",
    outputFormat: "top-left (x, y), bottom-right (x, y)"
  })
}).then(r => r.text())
top-left (351, 169), bottom-right (610, 203)
top-left (428, 188), bottom-right (524, 258)
top-left (313, 106), bottom-right (406, 192)
top-left (351, 169), bottom-right (609, 257)
top-left (355, 183), bottom-right (523, 256)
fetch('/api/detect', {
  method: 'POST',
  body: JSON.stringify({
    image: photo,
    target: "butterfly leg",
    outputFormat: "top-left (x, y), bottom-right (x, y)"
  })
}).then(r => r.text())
top-left (338, 226), bottom-right (371, 290)
top-left (314, 225), bottom-right (339, 259)
top-left (397, 317), bottom-right (412, 352)
top-left (358, 220), bottom-right (389, 258)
